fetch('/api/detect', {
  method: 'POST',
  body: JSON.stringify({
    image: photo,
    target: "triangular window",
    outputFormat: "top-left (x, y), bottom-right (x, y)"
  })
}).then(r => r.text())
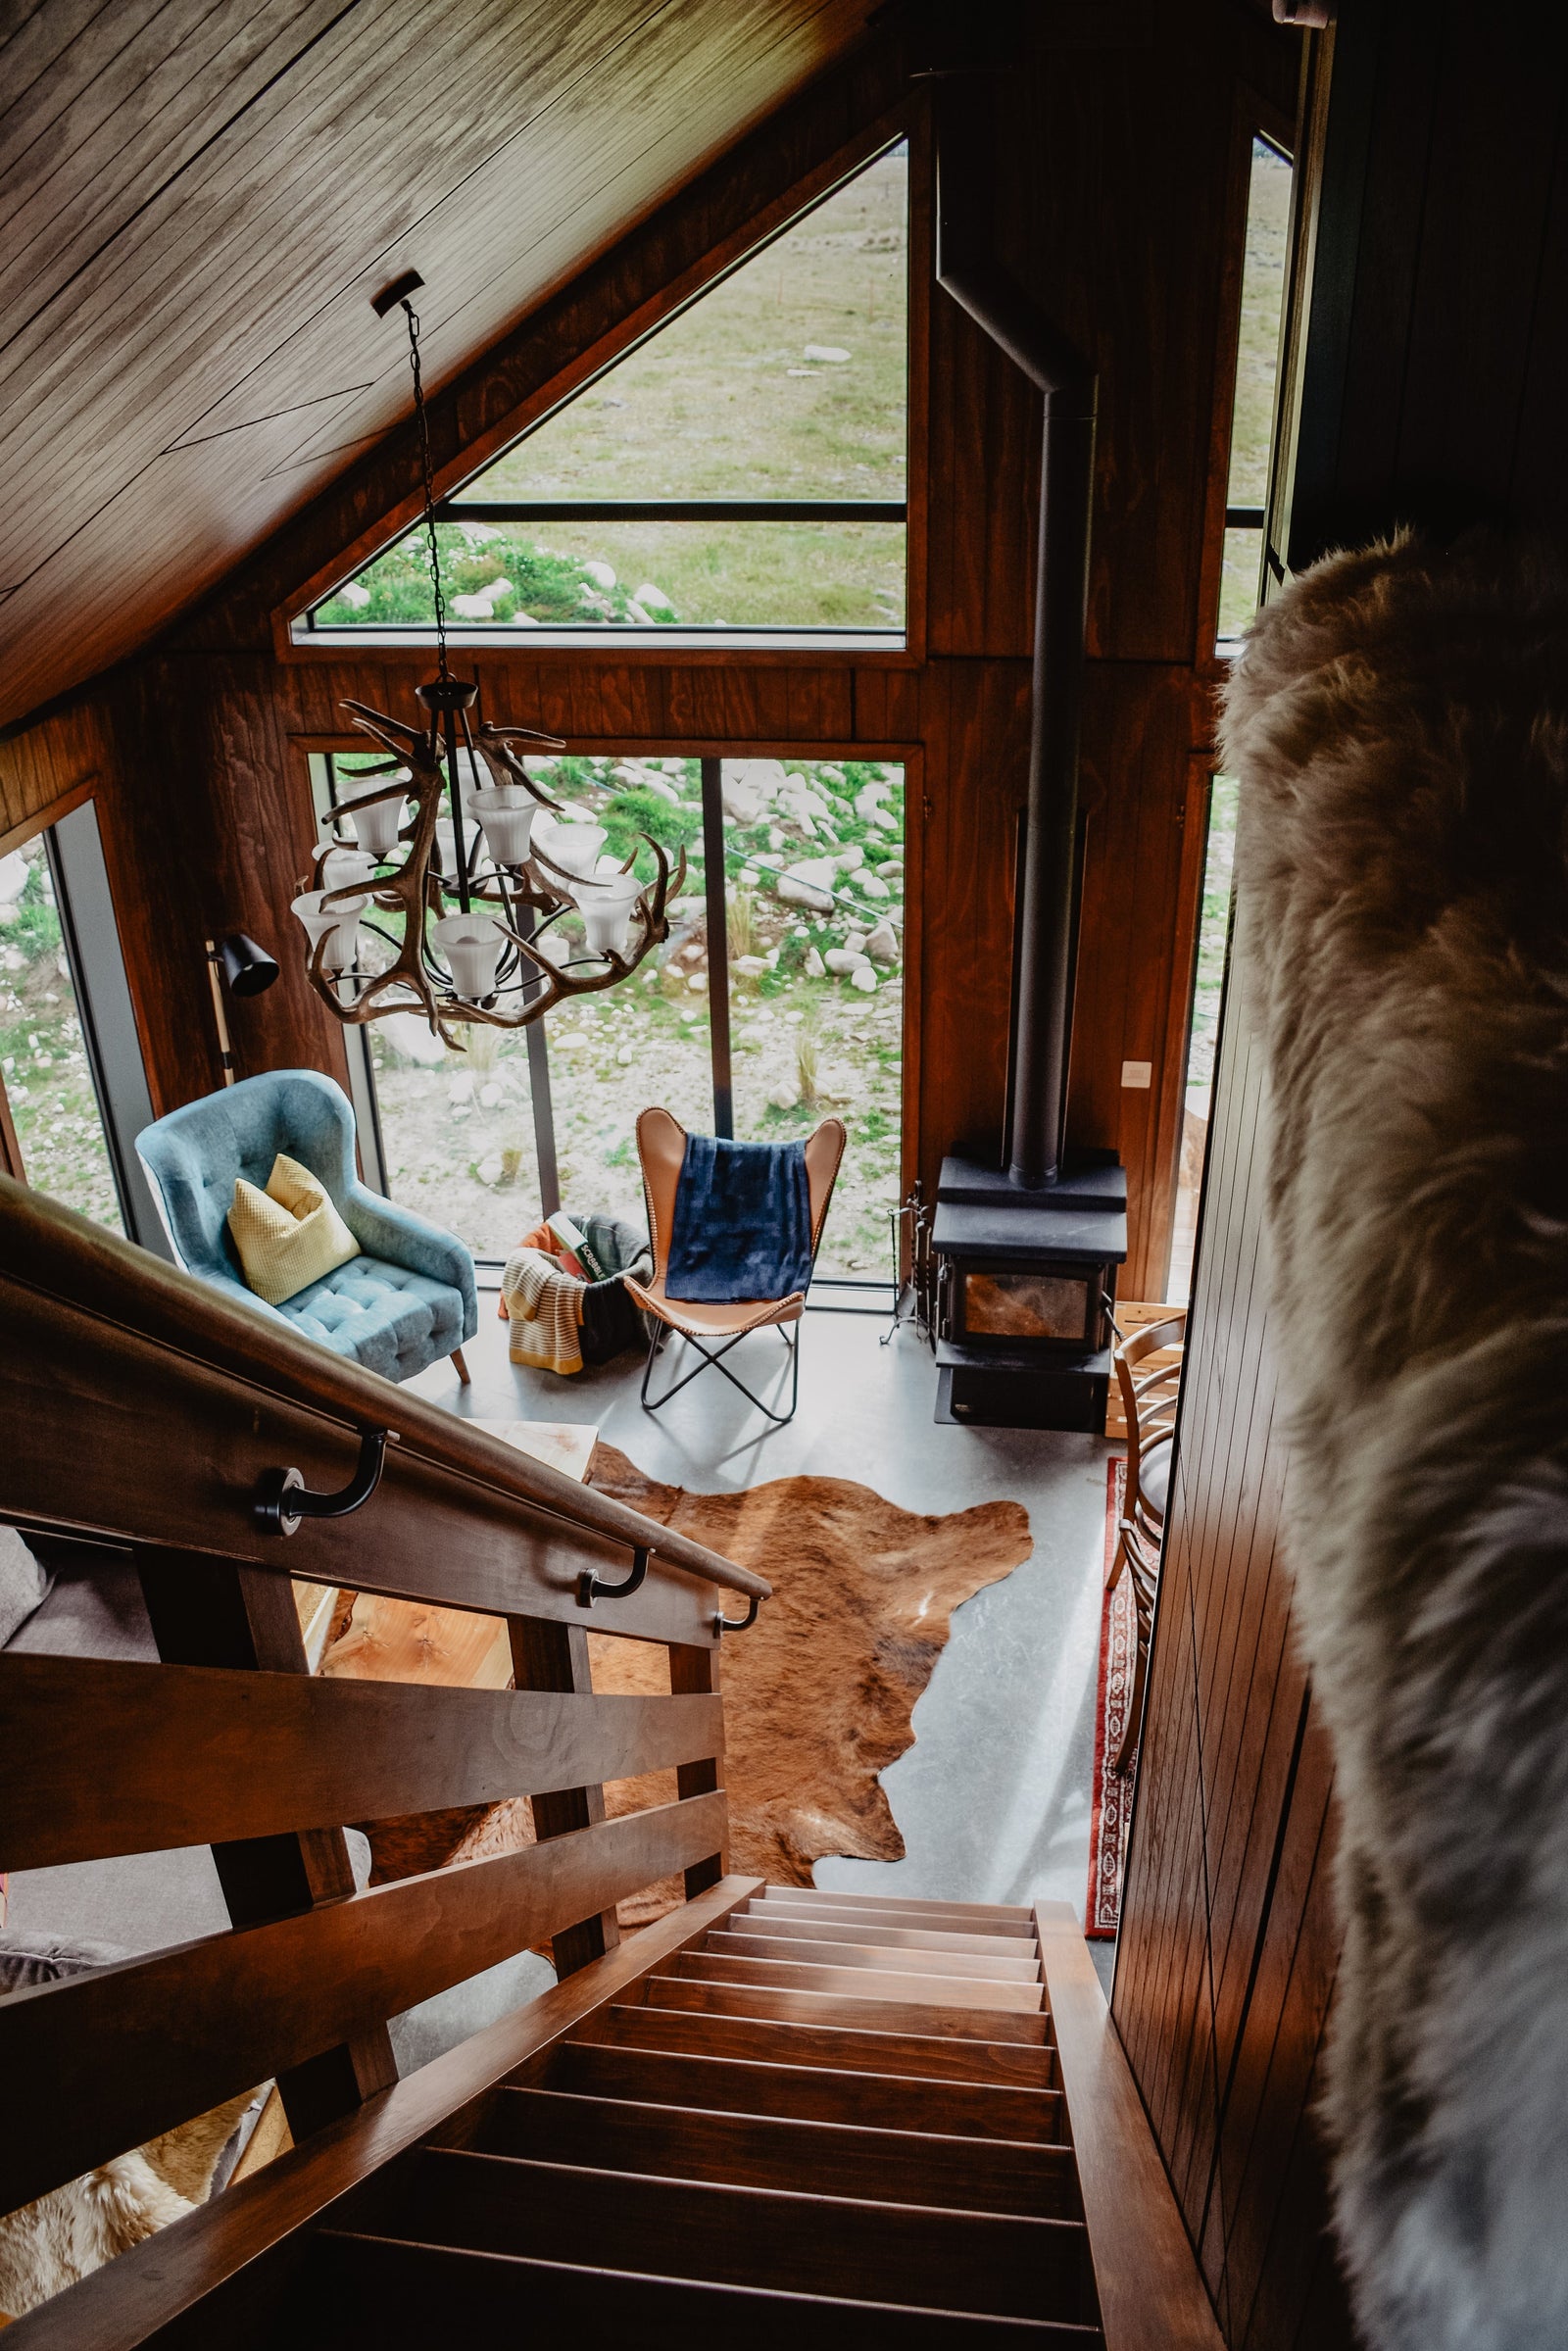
top-left (307, 143), bottom-right (907, 640)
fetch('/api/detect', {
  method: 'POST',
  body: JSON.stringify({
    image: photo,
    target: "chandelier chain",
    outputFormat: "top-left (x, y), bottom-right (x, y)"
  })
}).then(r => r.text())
top-left (402, 299), bottom-right (450, 683)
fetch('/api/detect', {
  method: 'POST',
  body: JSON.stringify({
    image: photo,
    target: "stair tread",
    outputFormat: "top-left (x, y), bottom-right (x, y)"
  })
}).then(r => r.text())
top-left (646, 1975), bottom-right (1054, 2041)
top-left (381, 2147), bottom-right (1092, 2324)
top-left (578, 2001), bottom-right (1059, 2082)
top-left (671, 1950), bottom-right (1046, 2011)
top-left (708, 1929), bottom-right (1043, 1981)
top-left (734, 1904), bottom-right (1038, 1956)
top-left (479, 2085), bottom-right (1079, 2215)
top-left (305, 2231), bottom-right (1102, 2343)
top-left (759, 1885), bottom-right (1034, 1924)
top-left (537, 2040), bottom-right (1065, 2140)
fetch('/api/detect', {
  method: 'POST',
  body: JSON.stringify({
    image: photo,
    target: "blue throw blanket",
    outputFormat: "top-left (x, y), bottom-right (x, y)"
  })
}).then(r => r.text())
top-left (664, 1134), bottom-right (814, 1302)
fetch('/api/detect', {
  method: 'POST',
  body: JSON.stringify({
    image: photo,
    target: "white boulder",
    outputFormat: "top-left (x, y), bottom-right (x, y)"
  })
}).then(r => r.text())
top-left (633, 582), bottom-right (673, 612)
top-left (804, 345), bottom-right (851, 364)
top-left (836, 845), bottom-right (864, 872)
top-left (856, 873), bottom-right (891, 900)
top-left (850, 966), bottom-right (878, 993)
top-left (336, 581), bottom-right (371, 610)
top-left (865, 921), bottom-right (900, 965)
top-left (824, 948), bottom-right (872, 976)
top-left (723, 759), bottom-right (787, 825)
top-left (583, 560), bottom-right (616, 589)
top-left (804, 947), bottom-right (826, 978)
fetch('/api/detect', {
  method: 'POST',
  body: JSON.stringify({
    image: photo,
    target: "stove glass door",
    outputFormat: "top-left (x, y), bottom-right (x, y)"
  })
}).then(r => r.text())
top-left (962, 1269), bottom-right (1091, 1341)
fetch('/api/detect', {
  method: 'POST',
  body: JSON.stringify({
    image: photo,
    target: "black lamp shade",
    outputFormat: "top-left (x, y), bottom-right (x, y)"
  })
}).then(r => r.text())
top-left (217, 933), bottom-right (280, 998)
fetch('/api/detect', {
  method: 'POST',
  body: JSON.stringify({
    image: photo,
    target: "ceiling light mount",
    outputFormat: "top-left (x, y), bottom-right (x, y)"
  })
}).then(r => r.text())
top-left (369, 268), bottom-right (424, 318)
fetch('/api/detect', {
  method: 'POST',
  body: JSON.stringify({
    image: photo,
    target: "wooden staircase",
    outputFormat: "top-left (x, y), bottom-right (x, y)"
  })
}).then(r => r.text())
top-left (0, 1181), bottom-right (1222, 2350)
top-left (301, 1885), bottom-right (1083, 2343)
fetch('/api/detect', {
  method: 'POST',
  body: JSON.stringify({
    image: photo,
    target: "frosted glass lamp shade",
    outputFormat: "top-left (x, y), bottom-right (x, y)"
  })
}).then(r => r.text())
top-left (535, 815), bottom-right (607, 879)
top-left (572, 866), bottom-right (643, 958)
top-left (344, 790), bottom-right (406, 858)
top-left (291, 889), bottom-right (367, 973)
top-left (317, 841), bottom-right (378, 892)
top-left (432, 913), bottom-right (507, 1002)
top-left (469, 789), bottom-right (537, 865)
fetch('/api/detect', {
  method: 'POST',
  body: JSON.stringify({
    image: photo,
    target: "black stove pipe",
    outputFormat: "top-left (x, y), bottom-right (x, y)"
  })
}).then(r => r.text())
top-left (933, 76), bottom-right (1098, 1190)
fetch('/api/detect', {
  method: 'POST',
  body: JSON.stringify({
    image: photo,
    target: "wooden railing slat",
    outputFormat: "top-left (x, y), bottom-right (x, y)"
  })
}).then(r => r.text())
top-left (0, 1652), bottom-right (724, 1870)
top-left (135, 1546), bottom-right (399, 2135)
top-left (0, 1880), bottom-right (762, 2351)
top-left (0, 1791), bottom-right (729, 2218)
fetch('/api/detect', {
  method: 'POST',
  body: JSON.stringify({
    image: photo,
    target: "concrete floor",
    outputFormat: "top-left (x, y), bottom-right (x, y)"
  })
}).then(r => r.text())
top-left (411, 1294), bottom-right (1116, 1960)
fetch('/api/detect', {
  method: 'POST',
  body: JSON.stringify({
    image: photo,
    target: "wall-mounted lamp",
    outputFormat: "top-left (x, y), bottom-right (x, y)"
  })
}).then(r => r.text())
top-left (206, 933), bottom-right (279, 1086)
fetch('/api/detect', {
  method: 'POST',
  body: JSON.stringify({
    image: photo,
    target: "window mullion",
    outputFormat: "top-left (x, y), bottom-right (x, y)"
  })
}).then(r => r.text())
top-left (700, 757), bottom-right (734, 1140)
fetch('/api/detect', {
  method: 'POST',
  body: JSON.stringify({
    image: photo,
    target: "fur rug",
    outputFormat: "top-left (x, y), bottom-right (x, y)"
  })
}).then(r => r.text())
top-left (1222, 533), bottom-right (1568, 2351)
top-left (0, 2090), bottom-right (257, 2321)
top-left (0, 2155), bottom-right (194, 2321)
top-left (362, 1448), bottom-right (1032, 1927)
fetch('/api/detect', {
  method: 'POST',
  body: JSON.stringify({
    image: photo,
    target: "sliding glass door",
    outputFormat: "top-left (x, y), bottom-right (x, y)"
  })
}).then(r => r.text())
top-left (310, 751), bottom-right (906, 1276)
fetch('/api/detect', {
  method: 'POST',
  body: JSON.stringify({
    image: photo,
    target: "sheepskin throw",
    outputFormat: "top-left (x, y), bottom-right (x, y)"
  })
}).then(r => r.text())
top-left (1221, 533), bottom-right (1568, 2351)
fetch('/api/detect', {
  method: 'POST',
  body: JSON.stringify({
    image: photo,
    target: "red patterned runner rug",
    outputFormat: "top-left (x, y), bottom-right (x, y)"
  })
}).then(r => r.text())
top-left (1085, 1454), bottom-right (1137, 1938)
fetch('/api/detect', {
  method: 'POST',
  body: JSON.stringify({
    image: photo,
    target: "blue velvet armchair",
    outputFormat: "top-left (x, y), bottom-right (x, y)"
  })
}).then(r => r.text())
top-left (135, 1070), bottom-right (477, 1385)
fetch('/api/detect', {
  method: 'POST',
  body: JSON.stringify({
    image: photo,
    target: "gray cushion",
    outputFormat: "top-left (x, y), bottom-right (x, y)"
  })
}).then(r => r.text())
top-left (0, 1931), bottom-right (129, 1993)
top-left (0, 1526), bottom-right (52, 1647)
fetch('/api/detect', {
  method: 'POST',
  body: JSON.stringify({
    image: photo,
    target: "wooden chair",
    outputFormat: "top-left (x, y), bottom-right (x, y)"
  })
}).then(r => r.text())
top-left (624, 1106), bottom-right (847, 1426)
top-left (1107, 1307), bottom-right (1187, 1773)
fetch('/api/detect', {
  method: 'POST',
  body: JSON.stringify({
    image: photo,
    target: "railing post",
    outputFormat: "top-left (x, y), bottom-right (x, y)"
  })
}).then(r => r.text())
top-left (668, 1641), bottom-right (728, 1897)
top-left (507, 1614), bottom-right (621, 1975)
top-left (135, 1547), bottom-right (398, 2135)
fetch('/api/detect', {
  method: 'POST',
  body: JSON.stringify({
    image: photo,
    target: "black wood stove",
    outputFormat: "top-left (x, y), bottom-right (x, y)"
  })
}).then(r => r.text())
top-left (932, 1152), bottom-right (1126, 1432)
top-left (928, 66), bottom-right (1127, 1431)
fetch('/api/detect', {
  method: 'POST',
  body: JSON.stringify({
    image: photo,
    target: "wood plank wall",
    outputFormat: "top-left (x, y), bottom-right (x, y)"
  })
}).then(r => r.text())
top-left (0, 6), bottom-right (1297, 1295)
top-left (1110, 941), bottom-right (1350, 2349)
top-left (1114, 10), bottom-right (1568, 2346)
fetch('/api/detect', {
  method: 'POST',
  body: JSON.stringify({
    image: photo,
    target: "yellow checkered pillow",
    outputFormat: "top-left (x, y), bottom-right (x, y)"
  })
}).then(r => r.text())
top-left (227, 1152), bottom-right (360, 1305)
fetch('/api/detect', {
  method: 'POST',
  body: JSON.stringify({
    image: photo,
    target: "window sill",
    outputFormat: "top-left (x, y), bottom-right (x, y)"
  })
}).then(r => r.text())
top-left (289, 622), bottom-right (911, 663)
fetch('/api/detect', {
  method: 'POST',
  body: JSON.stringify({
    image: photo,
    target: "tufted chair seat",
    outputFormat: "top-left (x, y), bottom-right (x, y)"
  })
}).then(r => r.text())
top-left (135, 1069), bottom-right (476, 1386)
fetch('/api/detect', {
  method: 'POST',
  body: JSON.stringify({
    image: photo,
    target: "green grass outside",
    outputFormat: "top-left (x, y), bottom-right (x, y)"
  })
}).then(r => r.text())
top-left (318, 150), bottom-right (907, 636)
top-left (0, 844), bottom-right (123, 1231)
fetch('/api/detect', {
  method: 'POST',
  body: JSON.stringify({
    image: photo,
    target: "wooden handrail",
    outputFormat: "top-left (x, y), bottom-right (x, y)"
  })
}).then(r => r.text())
top-left (0, 1176), bottom-right (768, 1605)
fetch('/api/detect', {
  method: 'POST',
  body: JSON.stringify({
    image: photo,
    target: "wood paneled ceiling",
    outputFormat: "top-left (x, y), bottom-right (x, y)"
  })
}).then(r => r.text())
top-left (0, 0), bottom-right (873, 729)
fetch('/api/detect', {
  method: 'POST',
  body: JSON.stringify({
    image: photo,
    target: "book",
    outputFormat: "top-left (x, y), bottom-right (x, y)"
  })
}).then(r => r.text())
top-left (547, 1210), bottom-right (610, 1284)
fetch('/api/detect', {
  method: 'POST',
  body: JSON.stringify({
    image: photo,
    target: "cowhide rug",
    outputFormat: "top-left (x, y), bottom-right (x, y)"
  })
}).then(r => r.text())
top-left (362, 1448), bottom-right (1031, 1926)
top-left (1223, 532), bottom-right (1568, 2351)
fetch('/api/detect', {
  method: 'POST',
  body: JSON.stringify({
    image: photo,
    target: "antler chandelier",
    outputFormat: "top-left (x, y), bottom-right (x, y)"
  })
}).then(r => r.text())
top-left (292, 272), bottom-right (682, 1045)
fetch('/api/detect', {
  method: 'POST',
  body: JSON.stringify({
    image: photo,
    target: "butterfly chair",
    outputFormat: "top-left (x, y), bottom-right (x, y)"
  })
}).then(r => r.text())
top-left (1107, 1305), bottom-right (1188, 1772)
top-left (624, 1105), bottom-right (847, 1425)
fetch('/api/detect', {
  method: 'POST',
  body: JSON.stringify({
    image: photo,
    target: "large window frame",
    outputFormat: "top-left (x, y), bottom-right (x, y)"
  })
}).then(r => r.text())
top-left (0, 797), bottom-right (169, 1256)
top-left (302, 740), bottom-right (920, 1292)
top-left (292, 135), bottom-right (914, 660)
